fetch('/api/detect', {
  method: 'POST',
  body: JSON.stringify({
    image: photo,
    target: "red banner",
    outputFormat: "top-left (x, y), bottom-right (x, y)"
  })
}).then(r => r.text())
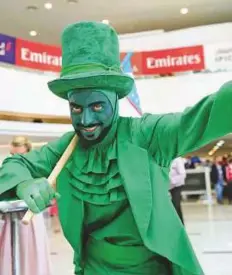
top-left (14, 38), bottom-right (205, 75)
top-left (15, 39), bottom-right (62, 72)
top-left (141, 45), bottom-right (205, 75)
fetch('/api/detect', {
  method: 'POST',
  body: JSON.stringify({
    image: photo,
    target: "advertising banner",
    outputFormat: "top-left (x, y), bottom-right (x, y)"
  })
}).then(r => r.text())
top-left (204, 42), bottom-right (232, 72)
top-left (0, 34), bottom-right (16, 64)
top-left (0, 32), bottom-right (210, 76)
top-left (141, 45), bottom-right (205, 75)
top-left (15, 38), bottom-right (62, 72)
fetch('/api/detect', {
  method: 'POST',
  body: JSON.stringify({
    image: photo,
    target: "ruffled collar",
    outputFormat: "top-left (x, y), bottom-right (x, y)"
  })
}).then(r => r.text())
top-left (70, 117), bottom-right (118, 174)
top-left (67, 117), bottom-right (126, 205)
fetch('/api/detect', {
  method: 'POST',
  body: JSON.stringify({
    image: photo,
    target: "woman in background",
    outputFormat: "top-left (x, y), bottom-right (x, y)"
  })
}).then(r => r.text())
top-left (0, 136), bottom-right (52, 275)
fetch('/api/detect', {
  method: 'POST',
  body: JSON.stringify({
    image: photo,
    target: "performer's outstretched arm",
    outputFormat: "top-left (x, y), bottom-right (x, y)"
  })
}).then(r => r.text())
top-left (0, 131), bottom-right (75, 198)
top-left (135, 81), bottom-right (232, 165)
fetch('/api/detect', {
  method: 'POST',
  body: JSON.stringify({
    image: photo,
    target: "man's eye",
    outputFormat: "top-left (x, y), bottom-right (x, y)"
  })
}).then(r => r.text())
top-left (92, 104), bottom-right (103, 111)
top-left (71, 106), bottom-right (82, 114)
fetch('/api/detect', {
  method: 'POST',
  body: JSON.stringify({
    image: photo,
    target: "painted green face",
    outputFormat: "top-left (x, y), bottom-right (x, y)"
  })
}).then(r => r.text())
top-left (68, 89), bottom-right (116, 141)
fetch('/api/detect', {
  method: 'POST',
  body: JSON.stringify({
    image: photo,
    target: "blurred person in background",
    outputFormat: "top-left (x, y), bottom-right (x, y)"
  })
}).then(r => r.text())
top-left (10, 136), bottom-right (32, 154)
top-left (210, 156), bottom-right (226, 204)
top-left (225, 158), bottom-right (232, 204)
top-left (184, 156), bottom-right (195, 169)
top-left (184, 156), bottom-right (202, 169)
top-left (0, 136), bottom-right (52, 275)
top-left (204, 159), bottom-right (212, 168)
top-left (222, 155), bottom-right (228, 166)
top-left (191, 156), bottom-right (202, 168)
top-left (169, 157), bottom-right (186, 225)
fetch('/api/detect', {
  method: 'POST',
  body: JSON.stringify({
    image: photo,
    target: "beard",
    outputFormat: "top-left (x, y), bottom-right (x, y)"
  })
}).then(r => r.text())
top-left (75, 124), bottom-right (112, 148)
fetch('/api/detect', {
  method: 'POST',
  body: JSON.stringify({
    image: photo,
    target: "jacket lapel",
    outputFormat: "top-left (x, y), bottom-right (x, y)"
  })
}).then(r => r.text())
top-left (117, 141), bottom-right (152, 239)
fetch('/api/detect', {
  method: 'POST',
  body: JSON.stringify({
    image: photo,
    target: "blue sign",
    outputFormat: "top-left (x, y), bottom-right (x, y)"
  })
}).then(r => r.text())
top-left (0, 34), bottom-right (16, 64)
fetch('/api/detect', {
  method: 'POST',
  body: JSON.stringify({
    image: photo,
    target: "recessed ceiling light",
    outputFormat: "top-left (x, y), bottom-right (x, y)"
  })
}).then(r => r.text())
top-left (102, 19), bottom-right (109, 25)
top-left (66, 0), bottom-right (78, 4)
top-left (44, 2), bottom-right (53, 9)
top-left (29, 30), bottom-right (37, 37)
top-left (180, 7), bottom-right (189, 15)
top-left (26, 5), bottom-right (38, 11)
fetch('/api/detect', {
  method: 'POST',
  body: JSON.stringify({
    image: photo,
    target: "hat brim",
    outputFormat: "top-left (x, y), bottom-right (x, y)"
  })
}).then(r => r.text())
top-left (48, 71), bottom-right (134, 100)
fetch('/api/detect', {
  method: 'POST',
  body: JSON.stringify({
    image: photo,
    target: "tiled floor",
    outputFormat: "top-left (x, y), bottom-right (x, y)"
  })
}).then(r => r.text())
top-left (183, 203), bottom-right (232, 275)
top-left (47, 202), bottom-right (232, 275)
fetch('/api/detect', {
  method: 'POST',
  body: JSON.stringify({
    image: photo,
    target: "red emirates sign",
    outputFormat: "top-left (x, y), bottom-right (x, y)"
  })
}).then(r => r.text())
top-left (142, 45), bottom-right (205, 74)
top-left (15, 39), bottom-right (62, 72)
top-left (14, 38), bottom-right (205, 75)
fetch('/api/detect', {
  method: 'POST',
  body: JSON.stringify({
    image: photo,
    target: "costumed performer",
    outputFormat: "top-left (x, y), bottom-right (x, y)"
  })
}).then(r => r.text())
top-left (1, 21), bottom-right (232, 274)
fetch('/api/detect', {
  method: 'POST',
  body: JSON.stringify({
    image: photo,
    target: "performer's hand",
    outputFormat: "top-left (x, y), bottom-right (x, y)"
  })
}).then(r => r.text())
top-left (16, 178), bottom-right (60, 213)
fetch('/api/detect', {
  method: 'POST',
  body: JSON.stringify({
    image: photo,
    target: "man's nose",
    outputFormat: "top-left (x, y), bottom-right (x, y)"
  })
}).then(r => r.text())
top-left (81, 109), bottom-right (93, 126)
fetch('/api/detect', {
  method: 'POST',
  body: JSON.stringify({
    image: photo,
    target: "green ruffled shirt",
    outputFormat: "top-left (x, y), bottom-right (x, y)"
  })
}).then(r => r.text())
top-left (69, 119), bottom-right (126, 205)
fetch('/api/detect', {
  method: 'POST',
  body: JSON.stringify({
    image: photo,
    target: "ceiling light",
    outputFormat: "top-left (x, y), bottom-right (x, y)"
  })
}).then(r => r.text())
top-left (217, 140), bottom-right (225, 147)
top-left (44, 2), bottom-right (53, 9)
top-left (102, 19), bottom-right (109, 25)
top-left (26, 5), bottom-right (38, 11)
top-left (66, 0), bottom-right (78, 4)
top-left (29, 30), bottom-right (37, 37)
top-left (180, 8), bottom-right (189, 15)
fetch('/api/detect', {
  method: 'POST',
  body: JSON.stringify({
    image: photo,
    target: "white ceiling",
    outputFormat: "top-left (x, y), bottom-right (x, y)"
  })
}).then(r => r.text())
top-left (0, 0), bottom-right (232, 45)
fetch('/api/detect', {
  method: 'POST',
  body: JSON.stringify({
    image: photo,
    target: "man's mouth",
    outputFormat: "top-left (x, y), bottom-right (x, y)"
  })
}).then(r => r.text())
top-left (81, 126), bottom-right (98, 133)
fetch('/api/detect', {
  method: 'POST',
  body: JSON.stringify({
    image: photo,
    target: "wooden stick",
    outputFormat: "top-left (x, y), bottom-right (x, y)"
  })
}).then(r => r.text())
top-left (22, 135), bottom-right (78, 225)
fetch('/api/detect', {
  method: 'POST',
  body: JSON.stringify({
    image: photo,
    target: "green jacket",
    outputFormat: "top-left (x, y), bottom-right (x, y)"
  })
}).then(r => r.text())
top-left (1, 81), bottom-right (232, 274)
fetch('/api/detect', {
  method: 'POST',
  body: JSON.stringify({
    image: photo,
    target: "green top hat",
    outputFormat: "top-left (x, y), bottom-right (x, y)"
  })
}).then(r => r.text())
top-left (48, 21), bottom-right (134, 100)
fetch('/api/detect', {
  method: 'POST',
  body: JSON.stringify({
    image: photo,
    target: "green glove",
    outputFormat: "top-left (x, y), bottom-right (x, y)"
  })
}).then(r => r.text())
top-left (16, 178), bottom-right (60, 213)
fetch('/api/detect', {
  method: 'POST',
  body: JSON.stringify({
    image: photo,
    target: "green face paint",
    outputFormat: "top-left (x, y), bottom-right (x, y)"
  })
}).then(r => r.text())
top-left (68, 89), bottom-right (117, 141)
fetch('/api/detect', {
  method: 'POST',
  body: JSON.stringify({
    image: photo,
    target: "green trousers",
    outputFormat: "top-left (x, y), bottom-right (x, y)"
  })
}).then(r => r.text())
top-left (79, 237), bottom-right (172, 275)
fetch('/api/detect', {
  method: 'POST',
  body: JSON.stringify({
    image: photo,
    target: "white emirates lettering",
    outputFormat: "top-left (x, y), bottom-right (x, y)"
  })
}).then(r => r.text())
top-left (21, 48), bottom-right (62, 66)
top-left (146, 54), bottom-right (201, 69)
